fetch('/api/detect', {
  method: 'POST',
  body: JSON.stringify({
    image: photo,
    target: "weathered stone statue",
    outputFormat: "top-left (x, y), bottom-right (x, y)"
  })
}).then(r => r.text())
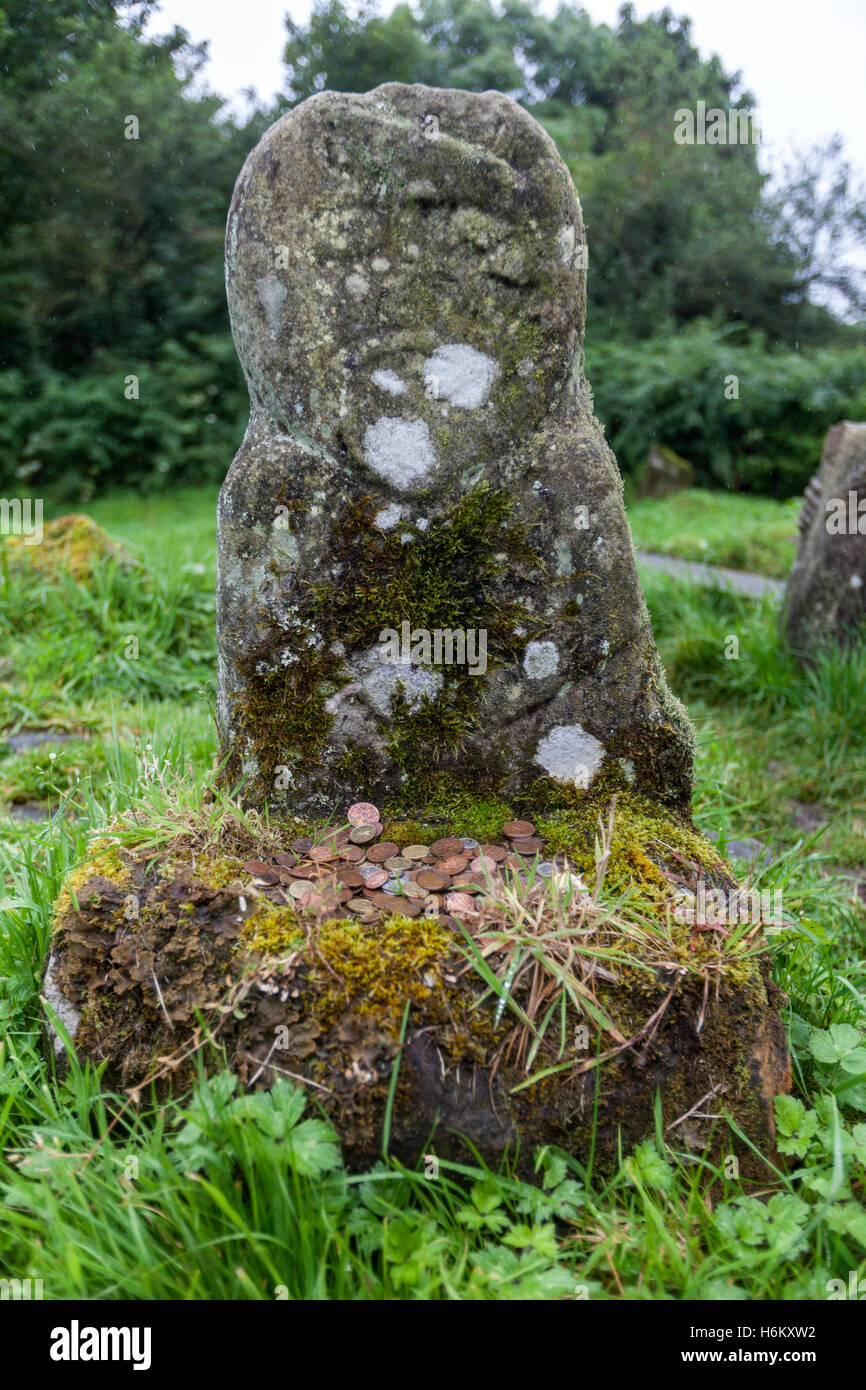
top-left (785, 421), bottom-right (866, 657)
top-left (217, 83), bottom-right (693, 817)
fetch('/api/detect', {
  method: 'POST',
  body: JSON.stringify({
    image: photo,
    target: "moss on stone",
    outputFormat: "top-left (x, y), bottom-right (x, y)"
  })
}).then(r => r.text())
top-left (4, 514), bottom-right (130, 582)
top-left (46, 806), bottom-right (788, 1180)
top-left (224, 482), bottom-right (549, 809)
top-left (51, 837), bottom-right (132, 926)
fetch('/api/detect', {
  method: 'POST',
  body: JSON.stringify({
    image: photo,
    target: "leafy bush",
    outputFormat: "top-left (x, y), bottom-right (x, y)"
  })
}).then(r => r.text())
top-left (3, 319), bottom-right (866, 501)
top-left (588, 320), bottom-right (866, 497)
top-left (0, 335), bottom-right (246, 497)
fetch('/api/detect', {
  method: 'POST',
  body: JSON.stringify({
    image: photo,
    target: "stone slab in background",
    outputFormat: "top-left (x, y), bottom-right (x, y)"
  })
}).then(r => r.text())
top-left (784, 421), bottom-right (866, 657)
top-left (635, 443), bottom-right (696, 500)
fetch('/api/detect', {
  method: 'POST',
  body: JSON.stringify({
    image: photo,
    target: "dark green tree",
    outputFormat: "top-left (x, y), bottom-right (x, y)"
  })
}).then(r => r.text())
top-left (0, 0), bottom-right (258, 370)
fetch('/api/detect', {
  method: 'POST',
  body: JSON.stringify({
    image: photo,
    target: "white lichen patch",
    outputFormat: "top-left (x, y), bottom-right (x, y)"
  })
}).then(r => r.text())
top-left (44, 953), bottom-right (80, 1056)
top-left (371, 368), bottom-right (407, 396)
top-left (422, 344), bottom-right (499, 408)
top-left (407, 179), bottom-right (437, 201)
top-left (374, 502), bottom-right (404, 531)
top-left (355, 646), bottom-right (442, 716)
top-left (523, 640), bottom-right (559, 680)
top-left (534, 723), bottom-right (605, 787)
top-left (272, 528), bottom-right (300, 565)
top-left (345, 272), bottom-right (369, 298)
top-left (255, 276), bottom-right (287, 335)
top-left (557, 223), bottom-right (575, 265)
top-left (363, 417), bottom-right (436, 490)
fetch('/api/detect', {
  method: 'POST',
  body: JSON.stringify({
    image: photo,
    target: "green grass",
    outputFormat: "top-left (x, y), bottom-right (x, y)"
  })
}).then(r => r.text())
top-left (0, 486), bottom-right (865, 1300)
top-left (83, 486), bottom-right (220, 579)
top-left (626, 488), bottom-right (801, 579)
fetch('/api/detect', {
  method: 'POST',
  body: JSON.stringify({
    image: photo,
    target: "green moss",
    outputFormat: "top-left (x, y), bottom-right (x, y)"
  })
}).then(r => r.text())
top-left (315, 483), bottom-right (542, 647)
top-left (224, 483), bottom-right (549, 808)
top-left (4, 514), bottom-right (128, 582)
top-left (178, 852), bottom-right (245, 890)
top-left (538, 790), bottom-right (724, 904)
top-left (382, 796), bottom-right (517, 846)
top-left (242, 900), bottom-right (304, 954)
top-left (229, 640), bottom-right (342, 783)
top-left (51, 838), bottom-right (131, 930)
top-left (307, 916), bottom-right (452, 1030)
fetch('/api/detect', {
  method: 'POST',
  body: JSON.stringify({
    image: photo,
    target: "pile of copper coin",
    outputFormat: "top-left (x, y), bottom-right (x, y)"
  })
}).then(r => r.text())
top-left (241, 802), bottom-right (577, 927)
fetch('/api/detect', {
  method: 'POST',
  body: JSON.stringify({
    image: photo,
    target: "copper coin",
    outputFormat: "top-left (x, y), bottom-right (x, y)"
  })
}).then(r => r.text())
top-left (337, 845), bottom-right (364, 863)
top-left (274, 851), bottom-right (298, 868)
top-left (416, 869), bottom-right (449, 891)
top-left (429, 836), bottom-right (464, 859)
top-left (503, 819), bottom-right (535, 840)
top-left (444, 891), bottom-right (479, 915)
top-left (401, 881), bottom-right (428, 900)
top-left (251, 871), bottom-right (280, 886)
top-left (316, 833), bottom-right (345, 853)
top-left (346, 896), bottom-right (377, 916)
top-left (395, 899), bottom-right (422, 917)
top-left (451, 877), bottom-right (484, 893)
top-left (403, 844), bottom-right (431, 860)
top-left (287, 864), bottom-right (318, 880)
top-left (503, 855), bottom-right (525, 873)
top-left (349, 823), bottom-right (383, 845)
top-left (366, 841), bottom-right (400, 863)
top-left (514, 837), bottom-right (544, 856)
top-left (470, 855), bottom-right (499, 874)
top-left (479, 844), bottom-right (507, 862)
top-left (437, 853), bottom-right (470, 875)
top-left (243, 858), bottom-right (272, 875)
top-left (338, 868), bottom-right (365, 889)
top-left (290, 837), bottom-right (314, 854)
top-left (363, 889), bottom-right (395, 909)
top-left (364, 868), bottom-right (389, 889)
top-left (321, 823), bottom-right (350, 841)
top-left (347, 801), bottom-right (381, 826)
top-left (309, 845), bottom-right (335, 863)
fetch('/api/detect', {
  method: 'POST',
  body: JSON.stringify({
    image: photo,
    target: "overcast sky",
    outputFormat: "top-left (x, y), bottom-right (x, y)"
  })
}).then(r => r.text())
top-left (145, 0), bottom-right (866, 184)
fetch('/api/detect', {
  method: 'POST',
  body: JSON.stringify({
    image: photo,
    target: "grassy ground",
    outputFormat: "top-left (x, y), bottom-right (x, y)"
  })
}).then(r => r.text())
top-left (626, 488), bottom-right (801, 578)
top-left (1, 486), bottom-right (864, 1301)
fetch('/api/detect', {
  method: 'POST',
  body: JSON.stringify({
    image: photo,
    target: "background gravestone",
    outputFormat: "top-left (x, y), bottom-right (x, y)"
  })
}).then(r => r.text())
top-left (217, 83), bottom-right (693, 818)
top-left (635, 444), bottom-right (695, 500)
top-left (785, 421), bottom-right (866, 657)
